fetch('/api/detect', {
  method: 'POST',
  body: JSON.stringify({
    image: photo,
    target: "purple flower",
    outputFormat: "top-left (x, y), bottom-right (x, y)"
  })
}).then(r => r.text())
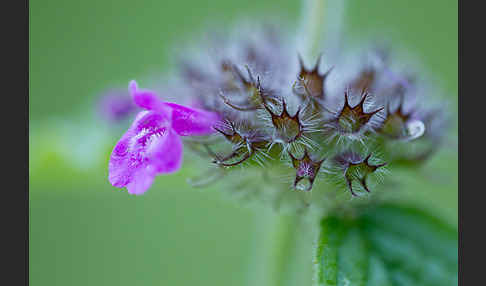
top-left (108, 80), bottom-right (221, 195)
top-left (97, 89), bottom-right (138, 122)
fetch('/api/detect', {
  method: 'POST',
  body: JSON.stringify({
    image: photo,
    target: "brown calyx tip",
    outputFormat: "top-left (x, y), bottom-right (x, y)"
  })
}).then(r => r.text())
top-left (213, 120), bottom-right (270, 167)
top-left (213, 120), bottom-right (244, 144)
top-left (333, 152), bottom-right (386, 196)
top-left (386, 94), bottom-right (412, 121)
top-left (351, 67), bottom-right (377, 92)
top-left (265, 99), bottom-right (303, 143)
top-left (379, 94), bottom-right (417, 138)
top-left (342, 153), bottom-right (387, 196)
top-left (335, 91), bottom-right (384, 134)
top-left (220, 65), bottom-right (279, 112)
top-left (289, 149), bottom-right (325, 192)
top-left (296, 53), bottom-right (332, 100)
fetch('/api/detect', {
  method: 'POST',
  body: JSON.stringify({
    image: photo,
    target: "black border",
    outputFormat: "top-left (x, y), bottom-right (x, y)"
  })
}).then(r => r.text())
top-left (3, 0), bottom-right (28, 284)
top-left (459, 1), bottom-right (482, 285)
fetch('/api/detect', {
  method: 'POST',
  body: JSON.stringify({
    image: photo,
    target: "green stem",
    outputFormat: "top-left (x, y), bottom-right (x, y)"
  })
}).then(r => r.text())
top-left (246, 210), bottom-right (300, 286)
top-left (300, 0), bottom-right (326, 61)
top-left (299, 0), bottom-right (346, 62)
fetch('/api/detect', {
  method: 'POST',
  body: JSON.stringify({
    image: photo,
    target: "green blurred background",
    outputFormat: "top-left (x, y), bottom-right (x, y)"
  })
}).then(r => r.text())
top-left (29, 0), bottom-right (457, 285)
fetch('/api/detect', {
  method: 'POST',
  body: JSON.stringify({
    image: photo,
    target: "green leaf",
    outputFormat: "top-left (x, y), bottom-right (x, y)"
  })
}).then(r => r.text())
top-left (314, 205), bottom-right (457, 286)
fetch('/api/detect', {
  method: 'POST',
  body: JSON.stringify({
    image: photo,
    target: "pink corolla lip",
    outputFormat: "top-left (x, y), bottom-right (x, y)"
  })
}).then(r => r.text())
top-left (108, 80), bottom-right (221, 195)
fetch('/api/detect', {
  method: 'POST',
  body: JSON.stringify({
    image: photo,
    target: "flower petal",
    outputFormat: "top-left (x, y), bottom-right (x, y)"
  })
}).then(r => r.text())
top-left (148, 128), bottom-right (183, 174)
top-left (165, 102), bottom-right (221, 136)
top-left (98, 89), bottom-right (137, 122)
top-left (108, 129), bottom-right (137, 187)
top-left (129, 80), bottom-right (170, 114)
top-left (126, 166), bottom-right (156, 195)
top-left (108, 110), bottom-right (173, 192)
top-left (128, 80), bottom-right (220, 136)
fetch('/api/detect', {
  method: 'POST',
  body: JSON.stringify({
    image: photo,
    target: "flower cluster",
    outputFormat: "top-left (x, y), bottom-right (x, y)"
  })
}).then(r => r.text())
top-left (108, 25), bottom-right (447, 208)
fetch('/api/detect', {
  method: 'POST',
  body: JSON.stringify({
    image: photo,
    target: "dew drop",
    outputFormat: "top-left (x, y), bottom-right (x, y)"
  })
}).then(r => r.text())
top-left (295, 178), bottom-right (312, 191)
top-left (405, 120), bottom-right (425, 141)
